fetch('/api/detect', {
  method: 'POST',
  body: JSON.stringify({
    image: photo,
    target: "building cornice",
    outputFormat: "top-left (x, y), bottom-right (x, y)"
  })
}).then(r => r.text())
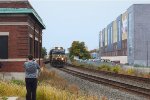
top-left (0, 22), bottom-right (41, 34)
top-left (0, 0), bottom-right (28, 2)
top-left (0, 8), bottom-right (46, 29)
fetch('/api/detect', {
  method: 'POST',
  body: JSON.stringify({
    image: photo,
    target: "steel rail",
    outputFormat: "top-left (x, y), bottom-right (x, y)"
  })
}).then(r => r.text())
top-left (59, 67), bottom-right (150, 99)
top-left (66, 63), bottom-right (150, 83)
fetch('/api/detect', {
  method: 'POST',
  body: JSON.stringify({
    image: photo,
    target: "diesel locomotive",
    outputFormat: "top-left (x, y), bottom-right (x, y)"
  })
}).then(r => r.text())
top-left (49, 47), bottom-right (66, 67)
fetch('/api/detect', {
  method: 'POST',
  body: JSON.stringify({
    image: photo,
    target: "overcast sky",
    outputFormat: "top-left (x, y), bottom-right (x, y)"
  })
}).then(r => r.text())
top-left (29, 0), bottom-right (150, 53)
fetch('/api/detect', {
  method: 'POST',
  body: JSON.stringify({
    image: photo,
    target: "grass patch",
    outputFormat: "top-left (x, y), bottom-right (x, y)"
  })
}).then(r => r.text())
top-left (71, 61), bottom-right (150, 78)
top-left (126, 68), bottom-right (136, 75)
top-left (0, 81), bottom-right (26, 97)
top-left (0, 67), bottom-right (99, 100)
top-left (97, 64), bottom-right (111, 71)
top-left (11, 80), bottom-right (25, 86)
top-left (111, 65), bottom-right (121, 73)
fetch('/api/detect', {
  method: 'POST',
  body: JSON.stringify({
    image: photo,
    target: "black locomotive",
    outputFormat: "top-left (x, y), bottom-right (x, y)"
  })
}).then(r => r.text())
top-left (49, 47), bottom-right (66, 67)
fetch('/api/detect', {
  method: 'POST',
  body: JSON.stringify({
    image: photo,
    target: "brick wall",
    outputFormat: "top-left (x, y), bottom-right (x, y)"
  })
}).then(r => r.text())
top-left (0, 61), bottom-right (24, 72)
top-left (0, 15), bottom-right (43, 72)
top-left (0, 1), bottom-right (32, 8)
top-left (0, 60), bottom-right (44, 72)
top-left (0, 15), bottom-right (28, 22)
top-left (0, 25), bottom-right (29, 58)
top-left (0, 15), bottom-right (43, 58)
top-left (0, 0), bottom-right (44, 72)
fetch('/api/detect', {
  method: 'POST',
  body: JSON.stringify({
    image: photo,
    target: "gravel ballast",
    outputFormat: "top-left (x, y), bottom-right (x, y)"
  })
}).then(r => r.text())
top-left (46, 64), bottom-right (148, 100)
top-left (66, 66), bottom-right (150, 90)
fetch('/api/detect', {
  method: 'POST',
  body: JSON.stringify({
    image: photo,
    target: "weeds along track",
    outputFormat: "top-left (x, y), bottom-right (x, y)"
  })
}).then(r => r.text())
top-left (66, 64), bottom-right (150, 83)
top-left (59, 67), bottom-right (150, 99)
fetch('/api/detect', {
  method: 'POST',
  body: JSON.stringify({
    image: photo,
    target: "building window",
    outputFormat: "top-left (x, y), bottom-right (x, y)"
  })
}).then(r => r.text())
top-left (122, 42), bottom-right (124, 48)
top-left (124, 42), bottom-right (125, 48)
top-left (111, 26), bottom-right (113, 44)
top-left (101, 32), bottom-right (103, 47)
top-left (128, 13), bottom-right (133, 56)
top-left (35, 40), bottom-right (39, 58)
top-left (0, 36), bottom-right (8, 59)
top-left (118, 20), bottom-right (121, 41)
top-left (29, 37), bottom-right (33, 55)
top-left (108, 29), bottom-right (110, 45)
top-left (102, 32), bottom-right (105, 47)
top-left (39, 43), bottom-right (42, 57)
top-left (99, 34), bottom-right (101, 48)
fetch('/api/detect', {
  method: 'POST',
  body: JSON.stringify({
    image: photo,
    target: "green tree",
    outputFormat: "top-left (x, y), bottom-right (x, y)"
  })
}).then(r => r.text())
top-left (41, 47), bottom-right (47, 58)
top-left (69, 41), bottom-right (91, 60)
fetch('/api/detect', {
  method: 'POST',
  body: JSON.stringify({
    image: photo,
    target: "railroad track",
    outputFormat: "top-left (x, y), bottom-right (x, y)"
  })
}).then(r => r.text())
top-left (59, 67), bottom-right (150, 99)
top-left (66, 63), bottom-right (150, 83)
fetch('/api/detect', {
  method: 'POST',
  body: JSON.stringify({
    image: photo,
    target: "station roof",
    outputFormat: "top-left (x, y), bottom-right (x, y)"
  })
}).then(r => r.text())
top-left (0, 8), bottom-right (46, 29)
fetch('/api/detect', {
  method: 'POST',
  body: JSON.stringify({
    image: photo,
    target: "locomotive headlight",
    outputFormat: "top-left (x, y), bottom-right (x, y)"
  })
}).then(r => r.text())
top-left (61, 58), bottom-right (64, 60)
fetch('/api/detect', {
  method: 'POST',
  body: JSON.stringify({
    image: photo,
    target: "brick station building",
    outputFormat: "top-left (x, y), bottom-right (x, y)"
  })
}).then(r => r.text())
top-left (0, 0), bottom-right (46, 72)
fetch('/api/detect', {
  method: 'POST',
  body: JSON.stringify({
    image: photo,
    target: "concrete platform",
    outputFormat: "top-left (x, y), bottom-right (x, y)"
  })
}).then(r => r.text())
top-left (0, 97), bottom-right (18, 100)
top-left (0, 72), bottom-right (25, 81)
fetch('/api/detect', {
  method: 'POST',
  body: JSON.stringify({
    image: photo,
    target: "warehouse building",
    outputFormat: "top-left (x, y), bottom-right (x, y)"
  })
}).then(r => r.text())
top-left (0, 0), bottom-right (45, 73)
top-left (99, 4), bottom-right (150, 66)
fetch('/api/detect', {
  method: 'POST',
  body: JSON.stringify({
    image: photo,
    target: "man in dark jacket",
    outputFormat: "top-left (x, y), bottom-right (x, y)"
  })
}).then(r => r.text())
top-left (24, 55), bottom-right (40, 100)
